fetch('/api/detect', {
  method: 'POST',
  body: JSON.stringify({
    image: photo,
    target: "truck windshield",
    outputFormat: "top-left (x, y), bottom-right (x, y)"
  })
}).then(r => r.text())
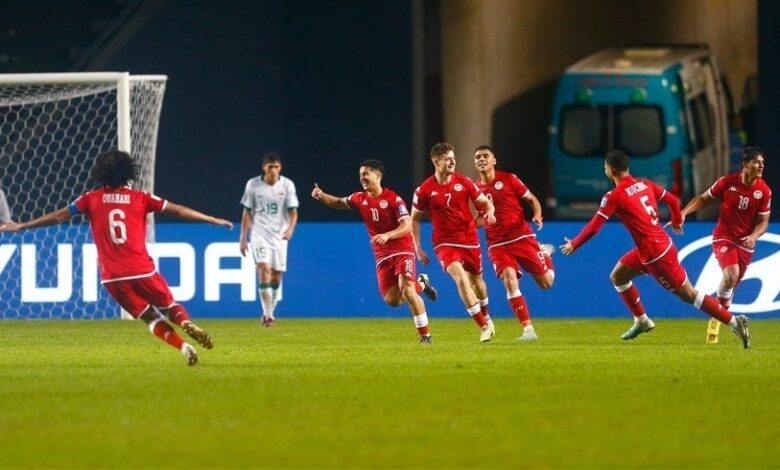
top-left (560, 104), bottom-right (664, 156)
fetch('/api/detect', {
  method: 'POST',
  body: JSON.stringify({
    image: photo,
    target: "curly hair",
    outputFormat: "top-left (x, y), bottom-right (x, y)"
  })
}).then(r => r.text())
top-left (90, 149), bottom-right (139, 188)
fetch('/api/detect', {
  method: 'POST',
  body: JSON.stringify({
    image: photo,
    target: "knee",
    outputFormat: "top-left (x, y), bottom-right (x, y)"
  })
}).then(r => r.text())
top-left (722, 273), bottom-right (738, 289)
top-left (384, 293), bottom-right (403, 307)
top-left (537, 275), bottom-right (554, 290)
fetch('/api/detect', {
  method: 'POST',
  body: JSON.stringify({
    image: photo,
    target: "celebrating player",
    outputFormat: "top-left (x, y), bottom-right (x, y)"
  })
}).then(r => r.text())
top-left (474, 145), bottom-right (555, 341)
top-left (680, 146), bottom-right (772, 343)
top-left (311, 159), bottom-right (438, 343)
top-left (0, 149), bottom-right (234, 365)
top-left (239, 151), bottom-right (299, 327)
top-left (411, 143), bottom-right (497, 342)
top-left (559, 150), bottom-right (751, 348)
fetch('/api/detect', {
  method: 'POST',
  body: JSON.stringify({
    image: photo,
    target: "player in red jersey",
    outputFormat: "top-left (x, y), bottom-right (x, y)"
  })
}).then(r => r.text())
top-left (680, 146), bottom-right (772, 343)
top-left (311, 159), bottom-right (438, 343)
top-left (474, 145), bottom-right (555, 341)
top-left (559, 150), bottom-right (751, 348)
top-left (411, 143), bottom-right (497, 342)
top-left (0, 150), bottom-right (233, 365)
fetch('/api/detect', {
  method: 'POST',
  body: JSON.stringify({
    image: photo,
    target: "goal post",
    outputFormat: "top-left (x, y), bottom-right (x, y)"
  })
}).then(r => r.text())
top-left (0, 72), bottom-right (167, 319)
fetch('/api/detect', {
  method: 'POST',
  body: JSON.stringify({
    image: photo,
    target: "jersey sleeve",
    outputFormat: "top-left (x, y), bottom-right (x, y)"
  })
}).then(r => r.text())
top-left (596, 190), bottom-right (617, 220)
top-left (412, 186), bottom-right (427, 212)
top-left (759, 186), bottom-right (772, 215)
top-left (466, 177), bottom-right (482, 201)
top-left (708, 176), bottom-right (726, 199)
top-left (513, 174), bottom-right (530, 199)
top-left (70, 193), bottom-right (89, 217)
top-left (240, 180), bottom-right (254, 210)
top-left (345, 192), bottom-right (360, 209)
top-left (285, 179), bottom-right (299, 210)
top-left (651, 180), bottom-right (682, 225)
top-left (144, 192), bottom-right (167, 213)
top-left (395, 196), bottom-right (410, 221)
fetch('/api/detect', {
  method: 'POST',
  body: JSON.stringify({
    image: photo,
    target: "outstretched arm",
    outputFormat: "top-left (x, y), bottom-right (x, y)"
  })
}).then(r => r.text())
top-left (560, 212), bottom-right (608, 255)
top-left (0, 206), bottom-right (71, 232)
top-left (163, 202), bottom-right (233, 229)
top-left (311, 183), bottom-right (350, 210)
top-left (681, 191), bottom-right (713, 220)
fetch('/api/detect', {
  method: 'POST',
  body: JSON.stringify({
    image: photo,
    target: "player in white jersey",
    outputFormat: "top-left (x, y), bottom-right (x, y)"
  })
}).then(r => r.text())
top-left (239, 151), bottom-right (299, 326)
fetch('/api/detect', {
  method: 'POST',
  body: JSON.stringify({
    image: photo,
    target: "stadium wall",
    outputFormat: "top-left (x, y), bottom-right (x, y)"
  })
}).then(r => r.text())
top-left (1, 222), bottom-right (778, 319)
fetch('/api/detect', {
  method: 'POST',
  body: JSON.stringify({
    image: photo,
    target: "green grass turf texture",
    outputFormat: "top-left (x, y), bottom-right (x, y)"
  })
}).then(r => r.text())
top-left (0, 318), bottom-right (778, 469)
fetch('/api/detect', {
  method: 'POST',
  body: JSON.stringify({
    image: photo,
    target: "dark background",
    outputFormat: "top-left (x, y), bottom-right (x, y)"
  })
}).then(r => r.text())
top-left (1, 0), bottom-right (778, 220)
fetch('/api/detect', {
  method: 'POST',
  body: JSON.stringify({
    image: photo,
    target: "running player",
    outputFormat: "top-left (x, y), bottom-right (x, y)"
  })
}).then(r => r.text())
top-left (560, 150), bottom-right (751, 348)
top-left (411, 142), bottom-right (497, 342)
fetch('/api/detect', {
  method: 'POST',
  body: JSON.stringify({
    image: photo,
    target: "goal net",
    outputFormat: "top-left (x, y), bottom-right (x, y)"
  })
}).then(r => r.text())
top-left (0, 73), bottom-right (167, 319)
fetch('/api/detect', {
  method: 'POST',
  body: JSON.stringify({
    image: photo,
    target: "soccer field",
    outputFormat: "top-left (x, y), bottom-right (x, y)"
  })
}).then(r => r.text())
top-left (0, 318), bottom-right (778, 468)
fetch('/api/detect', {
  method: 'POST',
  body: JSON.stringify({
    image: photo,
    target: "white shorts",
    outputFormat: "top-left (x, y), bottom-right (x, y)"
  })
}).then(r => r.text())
top-left (251, 237), bottom-right (288, 272)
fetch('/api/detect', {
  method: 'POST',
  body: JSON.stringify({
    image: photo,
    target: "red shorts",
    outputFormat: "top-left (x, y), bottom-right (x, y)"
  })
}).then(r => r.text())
top-left (713, 240), bottom-right (753, 281)
top-left (619, 245), bottom-right (687, 292)
top-left (376, 254), bottom-right (417, 297)
top-left (434, 245), bottom-right (483, 274)
top-left (488, 237), bottom-right (550, 277)
top-left (103, 272), bottom-right (175, 318)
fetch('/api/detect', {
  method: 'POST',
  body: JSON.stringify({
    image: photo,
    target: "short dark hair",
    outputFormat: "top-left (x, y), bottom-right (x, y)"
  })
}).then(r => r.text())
top-left (605, 149), bottom-right (629, 172)
top-left (474, 144), bottom-right (494, 154)
top-left (742, 146), bottom-right (765, 163)
top-left (360, 159), bottom-right (384, 177)
top-left (262, 150), bottom-right (281, 165)
top-left (90, 149), bottom-right (138, 188)
top-left (430, 142), bottom-right (454, 159)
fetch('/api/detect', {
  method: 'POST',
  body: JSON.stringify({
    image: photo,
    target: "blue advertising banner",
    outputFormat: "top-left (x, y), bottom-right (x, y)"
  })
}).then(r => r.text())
top-left (1, 222), bottom-right (778, 319)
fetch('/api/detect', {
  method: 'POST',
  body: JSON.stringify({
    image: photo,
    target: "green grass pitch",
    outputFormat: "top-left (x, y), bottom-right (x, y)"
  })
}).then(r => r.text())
top-left (0, 318), bottom-right (778, 468)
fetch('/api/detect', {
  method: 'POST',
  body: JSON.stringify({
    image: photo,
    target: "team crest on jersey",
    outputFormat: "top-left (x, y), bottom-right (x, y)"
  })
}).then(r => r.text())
top-left (453, 183), bottom-right (463, 192)
top-left (754, 190), bottom-right (763, 199)
top-left (720, 246), bottom-right (728, 253)
top-left (379, 200), bottom-right (389, 209)
top-left (494, 181), bottom-right (504, 190)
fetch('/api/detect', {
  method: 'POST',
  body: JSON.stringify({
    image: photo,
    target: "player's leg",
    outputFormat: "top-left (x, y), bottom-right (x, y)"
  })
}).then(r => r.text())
top-left (250, 238), bottom-right (276, 325)
top-left (255, 262), bottom-right (275, 325)
top-left (672, 279), bottom-right (749, 348)
top-left (706, 264), bottom-right (740, 343)
top-left (266, 239), bottom-right (289, 324)
top-left (498, 267), bottom-right (537, 341)
top-left (470, 272), bottom-right (492, 325)
top-left (707, 241), bottom-right (741, 343)
top-left (105, 279), bottom-right (195, 365)
top-left (445, 261), bottom-right (492, 334)
top-left (140, 273), bottom-right (215, 351)
top-left (398, 272), bottom-right (432, 343)
top-left (611, 251), bottom-right (654, 340)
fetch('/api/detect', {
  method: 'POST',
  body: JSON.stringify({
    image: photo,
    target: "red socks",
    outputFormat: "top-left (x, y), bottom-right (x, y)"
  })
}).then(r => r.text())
top-left (698, 294), bottom-right (733, 323)
top-left (165, 304), bottom-right (191, 326)
top-left (509, 294), bottom-right (531, 326)
top-left (616, 283), bottom-right (646, 317)
top-left (150, 319), bottom-right (184, 350)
